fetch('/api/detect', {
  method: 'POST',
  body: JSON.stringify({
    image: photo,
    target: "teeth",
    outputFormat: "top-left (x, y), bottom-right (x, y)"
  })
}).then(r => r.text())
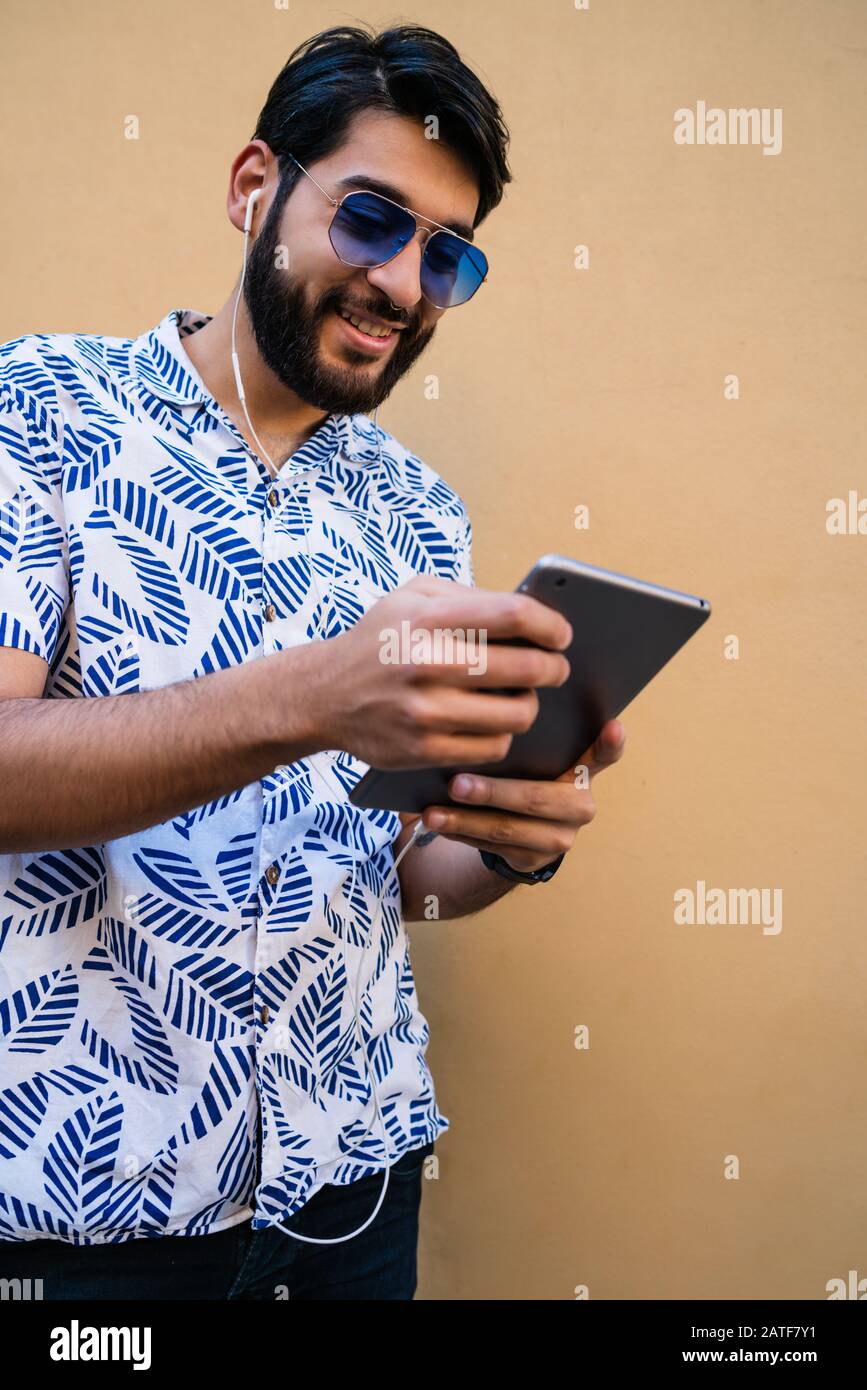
top-left (338, 309), bottom-right (392, 338)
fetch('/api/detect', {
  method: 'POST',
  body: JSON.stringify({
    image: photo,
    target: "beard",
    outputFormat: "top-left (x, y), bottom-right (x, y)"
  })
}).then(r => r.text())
top-left (241, 192), bottom-right (437, 415)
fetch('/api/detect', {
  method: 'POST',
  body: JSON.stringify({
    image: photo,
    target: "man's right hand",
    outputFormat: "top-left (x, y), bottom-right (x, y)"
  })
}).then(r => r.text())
top-left (309, 575), bottom-right (573, 770)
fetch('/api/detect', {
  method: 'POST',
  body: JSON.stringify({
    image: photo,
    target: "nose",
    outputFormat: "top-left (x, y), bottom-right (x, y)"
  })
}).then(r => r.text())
top-left (365, 228), bottom-right (431, 314)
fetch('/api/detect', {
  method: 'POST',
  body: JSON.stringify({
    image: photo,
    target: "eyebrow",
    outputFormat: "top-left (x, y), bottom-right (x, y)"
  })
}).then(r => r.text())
top-left (333, 173), bottom-right (475, 242)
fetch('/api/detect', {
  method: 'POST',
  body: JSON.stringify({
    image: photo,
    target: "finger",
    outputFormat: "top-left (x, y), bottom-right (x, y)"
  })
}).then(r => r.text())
top-left (411, 584), bottom-right (574, 651)
top-left (577, 719), bottom-right (627, 778)
top-left (421, 805), bottom-right (578, 854)
top-left (446, 770), bottom-right (590, 822)
top-left (429, 830), bottom-right (568, 873)
top-left (402, 731), bottom-right (514, 769)
top-left (411, 642), bottom-right (570, 691)
top-left (405, 685), bottom-right (539, 735)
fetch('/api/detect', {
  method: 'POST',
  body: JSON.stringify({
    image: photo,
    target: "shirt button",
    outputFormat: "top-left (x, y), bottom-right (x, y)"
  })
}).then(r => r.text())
top-left (266, 863), bottom-right (280, 885)
top-left (260, 1005), bottom-right (270, 1025)
top-left (264, 603), bottom-right (276, 622)
top-left (267, 489), bottom-right (279, 508)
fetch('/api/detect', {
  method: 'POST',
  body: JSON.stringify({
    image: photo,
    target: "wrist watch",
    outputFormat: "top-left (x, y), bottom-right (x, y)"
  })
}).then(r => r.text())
top-left (479, 848), bottom-right (565, 885)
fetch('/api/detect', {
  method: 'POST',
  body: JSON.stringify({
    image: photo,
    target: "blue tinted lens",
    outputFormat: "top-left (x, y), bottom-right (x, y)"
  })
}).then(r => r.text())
top-left (422, 232), bottom-right (487, 307)
top-left (330, 191), bottom-right (414, 266)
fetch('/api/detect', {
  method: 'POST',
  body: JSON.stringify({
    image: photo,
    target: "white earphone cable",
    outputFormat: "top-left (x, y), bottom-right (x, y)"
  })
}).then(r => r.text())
top-left (231, 191), bottom-right (426, 1244)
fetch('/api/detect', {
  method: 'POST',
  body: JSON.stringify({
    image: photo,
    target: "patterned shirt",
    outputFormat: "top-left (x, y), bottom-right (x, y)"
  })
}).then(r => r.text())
top-left (0, 307), bottom-right (473, 1244)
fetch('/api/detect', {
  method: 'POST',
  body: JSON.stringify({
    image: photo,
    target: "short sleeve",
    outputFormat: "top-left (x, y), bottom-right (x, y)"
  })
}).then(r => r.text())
top-left (454, 503), bottom-right (475, 588)
top-left (0, 378), bottom-right (68, 664)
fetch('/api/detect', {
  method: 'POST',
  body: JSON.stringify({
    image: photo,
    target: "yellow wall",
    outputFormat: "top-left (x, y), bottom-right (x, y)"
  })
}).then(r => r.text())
top-left (2, 0), bottom-right (864, 1298)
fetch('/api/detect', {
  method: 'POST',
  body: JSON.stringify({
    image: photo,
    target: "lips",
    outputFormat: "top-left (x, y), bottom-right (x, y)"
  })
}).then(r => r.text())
top-left (332, 307), bottom-right (399, 354)
top-left (337, 306), bottom-right (398, 337)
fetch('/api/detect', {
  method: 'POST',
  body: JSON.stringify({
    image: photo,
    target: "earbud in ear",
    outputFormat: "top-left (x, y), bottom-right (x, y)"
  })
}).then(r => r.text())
top-left (243, 189), bottom-right (262, 236)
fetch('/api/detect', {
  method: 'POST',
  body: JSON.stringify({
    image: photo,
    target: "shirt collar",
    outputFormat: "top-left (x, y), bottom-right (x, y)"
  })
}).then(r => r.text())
top-left (132, 308), bottom-right (380, 466)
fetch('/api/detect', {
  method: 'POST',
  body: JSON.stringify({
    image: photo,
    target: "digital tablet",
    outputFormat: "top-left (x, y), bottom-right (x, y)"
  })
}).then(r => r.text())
top-left (348, 553), bottom-right (711, 813)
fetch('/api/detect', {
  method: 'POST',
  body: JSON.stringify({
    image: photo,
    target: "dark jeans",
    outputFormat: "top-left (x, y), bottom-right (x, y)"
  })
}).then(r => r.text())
top-left (0, 1140), bottom-right (434, 1301)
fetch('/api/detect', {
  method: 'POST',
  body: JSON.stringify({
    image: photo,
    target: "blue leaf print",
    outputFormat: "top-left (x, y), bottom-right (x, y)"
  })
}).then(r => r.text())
top-left (0, 1065), bottom-right (105, 1159)
top-left (215, 832), bottom-right (257, 909)
top-left (377, 448), bottom-right (430, 503)
top-left (261, 1056), bottom-right (314, 1156)
top-left (262, 763), bottom-right (315, 822)
top-left (330, 495), bottom-right (394, 571)
top-left (96, 918), bottom-right (158, 987)
top-left (331, 1108), bottom-right (402, 1177)
top-left (152, 435), bottom-right (244, 515)
top-left (5, 494), bottom-right (64, 575)
top-left (45, 626), bottom-right (83, 699)
top-left (92, 477), bottom-right (176, 550)
top-left (170, 1043), bottom-right (255, 1149)
top-left (318, 521), bottom-right (399, 590)
top-left (322, 888), bottom-right (372, 954)
top-left (179, 517), bottom-right (260, 600)
top-left (286, 954), bottom-right (367, 1108)
top-left (20, 573), bottom-right (65, 656)
top-left (63, 427), bottom-right (123, 492)
top-left (0, 388), bottom-right (57, 496)
top-left (39, 351), bottom-right (124, 432)
top-left (43, 1090), bottom-right (124, 1229)
top-left (394, 944), bottom-right (430, 1053)
top-left (89, 526), bottom-right (189, 645)
top-left (329, 750), bottom-right (375, 798)
top-left (82, 636), bottom-right (140, 697)
top-left (132, 846), bottom-right (228, 914)
top-left (0, 965), bottom-right (78, 1053)
top-left (256, 1164), bottom-right (316, 1224)
top-left (385, 506), bottom-right (454, 575)
top-left (2, 847), bottom-right (107, 938)
top-left (306, 577), bottom-right (366, 639)
top-left (0, 491), bottom-right (26, 572)
top-left (216, 1110), bottom-right (256, 1204)
top-left (0, 1189), bottom-right (77, 1242)
top-left (89, 1146), bottom-right (178, 1238)
top-left (261, 553), bottom-right (311, 614)
top-left (120, 890), bottom-right (241, 951)
top-left (355, 986), bottom-right (395, 1087)
top-left (193, 600), bottom-right (261, 673)
top-left (177, 1196), bottom-right (241, 1235)
top-left (75, 608), bottom-right (126, 647)
top-left (79, 981), bottom-right (179, 1095)
top-left (151, 458), bottom-right (247, 521)
top-left (162, 952), bottom-right (254, 1042)
top-left (170, 788), bottom-right (244, 841)
top-left (256, 937), bottom-right (333, 1018)
top-left (259, 848), bottom-right (313, 932)
top-left (275, 488), bottom-right (312, 539)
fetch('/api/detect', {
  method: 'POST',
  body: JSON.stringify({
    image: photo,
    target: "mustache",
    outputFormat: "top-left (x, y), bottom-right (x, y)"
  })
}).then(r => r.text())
top-left (327, 295), bottom-right (413, 332)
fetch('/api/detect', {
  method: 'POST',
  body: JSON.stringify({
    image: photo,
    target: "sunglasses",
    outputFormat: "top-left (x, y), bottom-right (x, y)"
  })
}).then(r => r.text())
top-left (286, 153), bottom-right (489, 309)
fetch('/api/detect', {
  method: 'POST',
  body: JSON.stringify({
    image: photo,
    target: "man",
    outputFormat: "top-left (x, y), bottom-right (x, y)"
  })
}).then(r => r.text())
top-left (0, 23), bottom-right (625, 1299)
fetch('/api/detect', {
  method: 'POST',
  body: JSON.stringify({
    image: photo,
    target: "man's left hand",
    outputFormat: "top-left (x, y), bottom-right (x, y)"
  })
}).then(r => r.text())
top-left (417, 718), bottom-right (627, 873)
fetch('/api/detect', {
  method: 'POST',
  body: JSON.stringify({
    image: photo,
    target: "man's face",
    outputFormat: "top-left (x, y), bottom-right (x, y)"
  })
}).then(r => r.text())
top-left (242, 108), bottom-right (482, 415)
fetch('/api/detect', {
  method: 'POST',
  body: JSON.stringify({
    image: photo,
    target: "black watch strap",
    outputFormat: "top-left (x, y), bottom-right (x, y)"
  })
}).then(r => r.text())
top-left (479, 849), bottom-right (565, 885)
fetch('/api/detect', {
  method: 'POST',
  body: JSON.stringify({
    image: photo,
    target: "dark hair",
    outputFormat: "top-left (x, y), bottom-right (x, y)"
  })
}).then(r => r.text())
top-left (251, 22), bottom-right (512, 228)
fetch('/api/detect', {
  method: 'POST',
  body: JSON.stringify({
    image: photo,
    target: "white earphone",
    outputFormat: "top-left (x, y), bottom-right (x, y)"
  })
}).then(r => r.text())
top-left (243, 186), bottom-right (261, 236)
top-left (230, 189), bottom-right (262, 405)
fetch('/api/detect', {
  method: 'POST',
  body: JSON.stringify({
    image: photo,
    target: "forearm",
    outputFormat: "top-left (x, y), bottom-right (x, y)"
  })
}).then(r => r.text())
top-left (398, 829), bottom-right (517, 921)
top-left (0, 645), bottom-right (329, 854)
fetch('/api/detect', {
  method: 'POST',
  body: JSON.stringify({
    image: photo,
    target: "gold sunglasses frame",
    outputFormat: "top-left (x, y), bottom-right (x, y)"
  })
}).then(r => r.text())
top-left (286, 152), bottom-right (489, 309)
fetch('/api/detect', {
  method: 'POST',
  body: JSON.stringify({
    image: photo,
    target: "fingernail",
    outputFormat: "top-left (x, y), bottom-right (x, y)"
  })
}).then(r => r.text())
top-left (426, 810), bottom-right (448, 829)
top-left (451, 775), bottom-right (474, 797)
